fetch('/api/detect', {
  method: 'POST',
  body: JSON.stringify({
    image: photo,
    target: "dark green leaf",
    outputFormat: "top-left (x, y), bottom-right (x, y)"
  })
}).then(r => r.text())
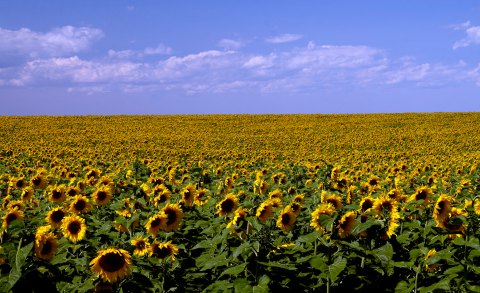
top-left (329, 256), bottom-right (347, 282)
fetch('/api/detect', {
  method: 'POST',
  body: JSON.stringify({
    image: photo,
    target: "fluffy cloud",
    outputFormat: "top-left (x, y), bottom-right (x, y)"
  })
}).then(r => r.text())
top-left (0, 26), bottom-right (103, 57)
top-left (265, 33), bottom-right (303, 44)
top-left (108, 44), bottom-right (172, 59)
top-left (3, 38), bottom-right (480, 94)
top-left (452, 21), bottom-right (480, 49)
top-left (217, 39), bottom-right (245, 50)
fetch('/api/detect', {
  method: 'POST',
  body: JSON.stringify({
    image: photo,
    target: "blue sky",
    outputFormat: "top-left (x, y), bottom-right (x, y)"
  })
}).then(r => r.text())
top-left (1, 1), bottom-right (480, 115)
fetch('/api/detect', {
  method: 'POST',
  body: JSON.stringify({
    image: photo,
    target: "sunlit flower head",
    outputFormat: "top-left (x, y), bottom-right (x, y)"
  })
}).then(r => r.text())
top-left (90, 248), bottom-right (132, 283)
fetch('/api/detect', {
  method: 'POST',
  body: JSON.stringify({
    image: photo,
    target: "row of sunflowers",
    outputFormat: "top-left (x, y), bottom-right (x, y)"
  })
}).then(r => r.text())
top-left (0, 113), bottom-right (479, 292)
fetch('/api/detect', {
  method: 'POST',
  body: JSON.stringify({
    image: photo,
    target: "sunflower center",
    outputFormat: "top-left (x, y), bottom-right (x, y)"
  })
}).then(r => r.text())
top-left (136, 241), bottom-right (146, 250)
top-left (67, 189), bottom-right (77, 196)
top-left (151, 218), bottom-right (161, 228)
top-left (361, 201), bottom-right (373, 211)
top-left (165, 210), bottom-right (177, 225)
top-left (74, 200), bottom-right (86, 211)
top-left (68, 221), bottom-right (81, 234)
top-left (51, 210), bottom-right (65, 222)
top-left (40, 239), bottom-right (53, 255)
top-left (6, 213), bottom-right (17, 224)
top-left (417, 190), bottom-right (428, 200)
top-left (16, 180), bottom-right (25, 188)
top-left (97, 191), bottom-right (107, 201)
top-left (159, 194), bottom-right (168, 202)
top-left (52, 190), bottom-right (62, 199)
top-left (152, 246), bottom-right (170, 259)
top-left (221, 199), bottom-right (235, 213)
top-left (32, 177), bottom-right (42, 186)
top-left (281, 213), bottom-right (291, 225)
top-left (99, 253), bottom-right (126, 272)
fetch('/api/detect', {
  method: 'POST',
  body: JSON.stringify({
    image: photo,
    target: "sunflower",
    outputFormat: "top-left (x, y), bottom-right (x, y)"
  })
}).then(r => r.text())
top-left (34, 227), bottom-right (58, 261)
top-left (373, 197), bottom-right (400, 238)
top-left (433, 194), bottom-right (453, 228)
top-left (46, 207), bottom-right (66, 228)
top-left (194, 189), bottom-right (210, 206)
top-left (66, 186), bottom-right (80, 197)
top-left (256, 200), bottom-right (275, 223)
top-left (346, 186), bottom-right (356, 204)
top-left (424, 249), bottom-right (440, 272)
top-left (276, 206), bottom-right (296, 232)
top-left (161, 203), bottom-right (183, 232)
top-left (69, 195), bottom-right (92, 214)
top-left (85, 168), bottom-right (101, 181)
top-left (226, 207), bottom-right (248, 230)
top-left (359, 196), bottom-right (375, 213)
top-left (289, 202), bottom-right (302, 216)
top-left (338, 211), bottom-right (357, 238)
top-left (474, 200), bottom-right (480, 215)
top-left (7, 200), bottom-right (24, 211)
top-left (90, 248), bottom-right (132, 283)
top-left (145, 214), bottom-right (165, 237)
top-left (21, 186), bottom-right (34, 202)
top-left (61, 214), bottom-right (87, 243)
top-left (216, 193), bottom-right (239, 216)
top-left (325, 194), bottom-right (343, 210)
top-left (310, 203), bottom-right (336, 233)
top-left (47, 185), bottom-right (66, 203)
top-left (131, 237), bottom-right (150, 256)
top-left (180, 185), bottom-right (196, 207)
top-left (2, 208), bottom-right (24, 230)
top-left (408, 186), bottom-right (433, 204)
top-left (149, 240), bottom-right (179, 262)
top-left (293, 194), bottom-right (305, 204)
top-left (268, 189), bottom-right (283, 200)
top-left (92, 187), bottom-right (113, 206)
top-left (10, 177), bottom-right (27, 189)
top-left (31, 174), bottom-right (47, 189)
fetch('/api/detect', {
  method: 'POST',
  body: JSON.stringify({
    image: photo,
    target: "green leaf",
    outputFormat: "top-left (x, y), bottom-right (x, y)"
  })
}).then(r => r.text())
top-left (395, 280), bottom-right (415, 293)
top-left (329, 256), bottom-right (347, 282)
top-left (253, 275), bottom-right (270, 293)
top-left (15, 240), bottom-right (33, 273)
top-left (418, 277), bottom-right (450, 293)
top-left (443, 264), bottom-right (463, 275)
top-left (310, 255), bottom-right (328, 272)
top-left (426, 249), bottom-right (452, 265)
top-left (199, 252), bottom-right (228, 271)
top-left (221, 263), bottom-right (247, 276)
top-left (232, 241), bottom-right (250, 260)
top-left (296, 231), bottom-right (319, 243)
top-left (233, 278), bottom-right (252, 293)
top-left (258, 261), bottom-right (296, 271)
top-left (373, 243), bottom-right (393, 266)
top-left (352, 218), bottom-right (380, 235)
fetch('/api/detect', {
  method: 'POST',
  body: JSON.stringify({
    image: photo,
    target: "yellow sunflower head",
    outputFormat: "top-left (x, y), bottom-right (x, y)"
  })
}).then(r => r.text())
top-left (131, 237), bottom-right (150, 256)
top-left (47, 185), bottom-right (66, 203)
top-left (2, 208), bottom-right (24, 230)
top-left (276, 206), bottom-right (296, 232)
top-left (161, 203), bottom-right (183, 232)
top-left (338, 211), bottom-right (357, 239)
top-left (359, 196), bottom-right (375, 213)
top-left (310, 203), bottom-right (336, 233)
top-left (216, 193), bottom-right (239, 216)
top-left (194, 189), bottom-right (210, 206)
top-left (69, 195), bottom-right (92, 214)
top-left (46, 207), bottom-right (66, 228)
top-left (180, 185), bottom-right (196, 207)
top-left (256, 201), bottom-right (274, 223)
top-left (149, 240), bottom-right (179, 262)
top-left (61, 214), bottom-right (87, 243)
top-left (20, 186), bottom-right (34, 202)
top-left (145, 214), bottom-right (165, 237)
top-left (90, 248), bottom-right (132, 283)
top-left (433, 194), bottom-right (453, 228)
top-left (30, 174), bottom-right (47, 189)
top-left (92, 188), bottom-right (113, 206)
top-left (34, 227), bottom-right (58, 261)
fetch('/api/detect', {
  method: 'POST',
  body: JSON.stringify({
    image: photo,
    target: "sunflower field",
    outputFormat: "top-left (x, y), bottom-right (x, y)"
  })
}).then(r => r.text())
top-left (0, 113), bottom-right (479, 292)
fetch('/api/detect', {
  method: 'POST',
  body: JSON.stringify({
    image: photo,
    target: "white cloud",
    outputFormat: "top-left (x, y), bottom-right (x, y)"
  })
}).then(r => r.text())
top-left (217, 39), bottom-right (245, 50)
top-left (266, 33), bottom-right (303, 44)
top-left (144, 44), bottom-right (172, 55)
top-left (3, 40), bottom-right (480, 94)
top-left (108, 44), bottom-right (172, 59)
top-left (0, 26), bottom-right (103, 57)
top-left (452, 21), bottom-right (480, 49)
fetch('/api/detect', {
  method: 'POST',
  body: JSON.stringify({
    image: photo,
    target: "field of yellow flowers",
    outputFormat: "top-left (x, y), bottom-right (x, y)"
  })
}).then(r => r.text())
top-left (0, 113), bottom-right (479, 292)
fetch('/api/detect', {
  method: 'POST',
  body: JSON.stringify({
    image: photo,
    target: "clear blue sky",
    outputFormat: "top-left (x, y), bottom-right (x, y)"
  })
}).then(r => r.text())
top-left (1, 1), bottom-right (479, 115)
